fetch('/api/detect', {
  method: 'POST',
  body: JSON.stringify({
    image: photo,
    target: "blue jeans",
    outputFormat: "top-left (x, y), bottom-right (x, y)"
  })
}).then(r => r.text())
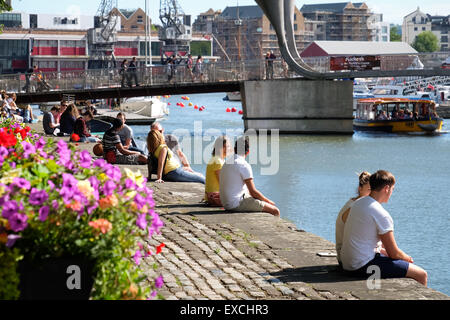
top-left (164, 167), bottom-right (205, 184)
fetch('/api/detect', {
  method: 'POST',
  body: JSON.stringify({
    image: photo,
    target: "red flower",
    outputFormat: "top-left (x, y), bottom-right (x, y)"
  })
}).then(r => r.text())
top-left (71, 133), bottom-right (80, 142)
top-left (156, 243), bottom-right (165, 254)
top-left (19, 129), bottom-right (27, 140)
top-left (0, 131), bottom-right (17, 148)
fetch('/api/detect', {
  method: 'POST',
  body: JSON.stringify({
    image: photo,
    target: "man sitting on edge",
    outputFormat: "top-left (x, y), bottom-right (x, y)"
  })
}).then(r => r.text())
top-left (219, 136), bottom-right (280, 217)
top-left (340, 170), bottom-right (428, 286)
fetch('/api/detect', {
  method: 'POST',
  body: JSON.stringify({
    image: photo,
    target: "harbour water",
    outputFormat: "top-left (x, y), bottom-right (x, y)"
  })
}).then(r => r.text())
top-left (34, 92), bottom-right (450, 295)
top-left (133, 92), bottom-right (450, 296)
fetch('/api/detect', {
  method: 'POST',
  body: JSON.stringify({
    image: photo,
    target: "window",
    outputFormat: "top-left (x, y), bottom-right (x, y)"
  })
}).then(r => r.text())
top-left (422, 27), bottom-right (426, 31)
top-left (0, 13), bottom-right (22, 28)
top-left (442, 36), bottom-right (448, 43)
top-left (137, 16), bottom-right (143, 24)
top-left (414, 27), bottom-right (418, 31)
top-left (30, 14), bottom-right (37, 29)
top-left (294, 24), bottom-right (298, 31)
top-left (294, 14), bottom-right (297, 21)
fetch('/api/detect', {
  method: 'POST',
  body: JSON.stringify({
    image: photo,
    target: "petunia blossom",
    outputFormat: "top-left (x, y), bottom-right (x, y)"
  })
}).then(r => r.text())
top-left (8, 213), bottom-right (28, 232)
top-left (13, 177), bottom-right (31, 190)
top-left (155, 275), bottom-right (164, 289)
top-left (29, 188), bottom-right (49, 206)
top-left (39, 206), bottom-right (50, 222)
top-left (136, 213), bottom-right (147, 230)
top-left (22, 141), bottom-right (36, 158)
top-left (79, 150), bottom-right (92, 169)
top-left (133, 250), bottom-right (142, 266)
top-left (2, 200), bottom-right (20, 219)
top-left (6, 234), bottom-right (21, 248)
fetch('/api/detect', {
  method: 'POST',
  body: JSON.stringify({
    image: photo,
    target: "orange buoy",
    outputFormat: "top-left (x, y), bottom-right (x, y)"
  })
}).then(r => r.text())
top-left (188, 102), bottom-right (193, 106)
top-left (226, 108), bottom-right (231, 112)
top-left (194, 105), bottom-right (199, 109)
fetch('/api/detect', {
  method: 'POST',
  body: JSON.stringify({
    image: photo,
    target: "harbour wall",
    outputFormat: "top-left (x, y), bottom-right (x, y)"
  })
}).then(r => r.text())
top-left (241, 79), bottom-right (354, 134)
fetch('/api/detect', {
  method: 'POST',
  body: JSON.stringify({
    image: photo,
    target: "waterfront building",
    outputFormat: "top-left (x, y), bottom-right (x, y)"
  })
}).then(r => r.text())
top-left (300, 41), bottom-right (418, 72)
top-left (402, 7), bottom-right (450, 52)
top-left (192, 5), bottom-right (314, 62)
top-left (0, 9), bottom-right (214, 74)
top-left (369, 14), bottom-right (390, 42)
top-left (300, 2), bottom-right (373, 41)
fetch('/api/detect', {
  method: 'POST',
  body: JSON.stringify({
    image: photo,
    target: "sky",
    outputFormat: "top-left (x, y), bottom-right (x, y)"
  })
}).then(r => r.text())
top-left (8, 0), bottom-right (450, 26)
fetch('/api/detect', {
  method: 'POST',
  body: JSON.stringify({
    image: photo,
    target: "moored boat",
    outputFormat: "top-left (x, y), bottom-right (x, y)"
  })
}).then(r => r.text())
top-left (354, 98), bottom-right (443, 133)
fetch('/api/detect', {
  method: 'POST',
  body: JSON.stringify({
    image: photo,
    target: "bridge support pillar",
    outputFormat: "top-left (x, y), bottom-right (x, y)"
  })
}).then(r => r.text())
top-left (241, 79), bottom-right (354, 134)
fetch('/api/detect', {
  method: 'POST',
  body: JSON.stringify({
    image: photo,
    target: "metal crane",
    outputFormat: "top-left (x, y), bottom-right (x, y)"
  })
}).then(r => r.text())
top-left (159, 0), bottom-right (191, 60)
top-left (88, 0), bottom-right (119, 69)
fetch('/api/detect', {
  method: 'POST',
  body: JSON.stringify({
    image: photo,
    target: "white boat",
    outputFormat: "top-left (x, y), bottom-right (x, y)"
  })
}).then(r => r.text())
top-left (225, 92), bottom-right (241, 101)
top-left (370, 85), bottom-right (436, 100)
top-left (119, 96), bottom-right (169, 119)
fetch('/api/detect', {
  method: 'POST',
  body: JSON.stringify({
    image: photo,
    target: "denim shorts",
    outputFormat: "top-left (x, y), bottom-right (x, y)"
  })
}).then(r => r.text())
top-left (352, 253), bottom-right (409, 279)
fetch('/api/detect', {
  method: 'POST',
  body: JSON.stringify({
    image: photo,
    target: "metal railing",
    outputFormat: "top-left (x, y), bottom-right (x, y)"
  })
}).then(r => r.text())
top-left (0, 59), bottom-right (294, 94)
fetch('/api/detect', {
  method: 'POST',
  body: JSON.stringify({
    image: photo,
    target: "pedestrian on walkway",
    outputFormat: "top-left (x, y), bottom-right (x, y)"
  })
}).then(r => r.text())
top-left (193, 55), bottom-right (204, 82)
top-left (120, 59), bottom-right (129, 87)
top-left (219, 136), bottom-right (280, 216)
top-left (127, 57), bottom-right (140, 87)
top-left (186, 54), bottom-right (195, 82)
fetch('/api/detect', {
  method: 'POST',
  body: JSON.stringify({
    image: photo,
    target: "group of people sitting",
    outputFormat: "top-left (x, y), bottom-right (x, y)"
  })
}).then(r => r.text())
top-left (0, 91), bottom-right (35, 123)
top-left (335, 170), bottom-right (428, 286)
top-left (43, 101), bottom-right (102, 143)
top-left (90, 115), bottom-right (280, 217)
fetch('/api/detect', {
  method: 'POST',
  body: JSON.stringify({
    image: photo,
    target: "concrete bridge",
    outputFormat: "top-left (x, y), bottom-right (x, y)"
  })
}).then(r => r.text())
top-left (2, 61), bottom-right (450, 134)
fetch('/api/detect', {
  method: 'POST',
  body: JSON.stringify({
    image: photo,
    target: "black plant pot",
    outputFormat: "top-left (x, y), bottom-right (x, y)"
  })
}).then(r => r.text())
top-left (18, 257), bottom-right (96, 300)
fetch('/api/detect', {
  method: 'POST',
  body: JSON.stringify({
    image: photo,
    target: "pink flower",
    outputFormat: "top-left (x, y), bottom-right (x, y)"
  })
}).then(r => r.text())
top-left (133, 250), bottom-right (142, 265)
top-left (39, 206), bottom-right (50, 222)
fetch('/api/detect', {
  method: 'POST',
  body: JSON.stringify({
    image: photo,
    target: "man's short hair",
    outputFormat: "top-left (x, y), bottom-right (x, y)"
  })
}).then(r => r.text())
top-left (369, 170), bottom-right (396, 192)
top-left (234, 136), bottom-right (250, 156)
top-left (83, 110), bottom-right (94, 119)
top-left (50, 106), bottom-right (60, 112)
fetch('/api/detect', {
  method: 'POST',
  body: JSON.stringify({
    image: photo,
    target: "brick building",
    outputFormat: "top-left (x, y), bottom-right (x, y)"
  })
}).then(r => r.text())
top-left (193, 5), bottom-right (314, 62)
top-left (300, 2), bottom-right (373, 41)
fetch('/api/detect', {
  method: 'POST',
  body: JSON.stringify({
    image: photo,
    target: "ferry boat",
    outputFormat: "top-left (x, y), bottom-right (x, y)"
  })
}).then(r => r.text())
top-left (354, 98), bottom-right (443, 133)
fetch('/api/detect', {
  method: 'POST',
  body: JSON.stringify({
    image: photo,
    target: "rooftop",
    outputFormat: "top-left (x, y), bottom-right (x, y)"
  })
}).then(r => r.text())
top-left (221, 5), bottom-right (264, 20)
top-left (302, 41), bottom-right (418, 56)
top-left (300, 2), bottom-right (367, 14)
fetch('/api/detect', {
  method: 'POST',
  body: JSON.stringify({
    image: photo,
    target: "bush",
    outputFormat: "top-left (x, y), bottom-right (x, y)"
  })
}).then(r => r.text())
top-left (0, 120), bottom-right (165, 299)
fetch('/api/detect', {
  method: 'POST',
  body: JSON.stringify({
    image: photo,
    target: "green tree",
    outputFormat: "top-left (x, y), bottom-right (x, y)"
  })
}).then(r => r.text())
top-left (390, 26), bottom-right (402, 42)
top-left (412, 31), bottom-right (439, 52)
top-left (0, 0), bottom-right (12, 33)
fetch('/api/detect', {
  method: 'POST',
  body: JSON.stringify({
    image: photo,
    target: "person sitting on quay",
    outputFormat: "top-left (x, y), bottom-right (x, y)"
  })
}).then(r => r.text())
top-left (116, 112), bottom-right (145, 154)
top-left (340, 170), bottom-right (428, 286)
top-left (43, 106), bottom-right (61, 136)
top-left (102, 118), bottom-right (148, 165)
top-left (219, 136), bottom-right (280, 217)
top-left (150, 122), bottom-right (194, 173)
top-left (59, 103), bottom-right (80, 135)
top-left (146, 129), bottom-right (205, 184)
top-left (205, 135), bottom-right (231, 207)
top-left (71, 111), bottom-right (101, 143)
top-left (335, 171), bottom-right (371, 267)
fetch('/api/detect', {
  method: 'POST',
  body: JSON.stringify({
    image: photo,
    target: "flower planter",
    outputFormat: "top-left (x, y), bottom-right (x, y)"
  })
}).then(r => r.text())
top-left (18, 257), bottom-right (95, 300)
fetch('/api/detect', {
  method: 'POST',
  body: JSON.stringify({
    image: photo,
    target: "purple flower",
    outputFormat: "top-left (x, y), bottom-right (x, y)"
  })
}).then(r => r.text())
top-left (105, 165), bottom-right (121, 182)
top-left (147, 291), bottom-right (157, 300)
top-left (134, 193), bottom-right (147, 210)
top-left (133, 250), bottom-right (142, 266)
top-left (8, 213), bottom-right (28, 232)
top-left (125, 179), bottom-right (136, 190)
top-left (87, 203), bottom-right (98, 215)
top-left (52, 200), bottom-right (59, 210)
top-left (79, 150), bottom-right (92, 169)
top-left (35, 138), bottom-right (46, 150)
top-left (150, 212), bottom-right (164, 233)
top-left (48, 180), bottom-right (55, 190)
top-left (155, 275), bottom-right (164, 289)
top-left (62, 173), bottom-right (78, 192)
top-left (57, 139), bottom-right (68, 150)
top-left (29, 188), bottom-right (49, 206)
top-left (22, 141), bottom-right (36, 158)
top-left (10, 162), bottom-right (16, 169)
top-left (0, 146), bottom-right (8, 158)
top-left (2, 200), bottom-right (20, 219)
top-left (39, 206), bottom-right (50, 222)
top-left (136, 213), bottom-right (147, 230)
top-left (13, 177), bottom-right (31, 190)
top-left (6, 234), bottom-right (21, 248)
top-left (93, 158), bottom-right (107, 169)
top-left (103, 180), bottom-right (116, 196)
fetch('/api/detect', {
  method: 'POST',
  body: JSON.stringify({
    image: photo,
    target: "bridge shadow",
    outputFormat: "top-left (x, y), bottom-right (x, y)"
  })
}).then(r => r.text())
top-left (269, 265), bottom-right (364, 284)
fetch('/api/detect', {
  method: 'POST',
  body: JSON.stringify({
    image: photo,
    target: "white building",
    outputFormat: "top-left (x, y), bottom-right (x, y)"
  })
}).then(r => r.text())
top-left (402, 7), bottom-right (432, 44)
top-left (369, 13), bottom-right (390, 42)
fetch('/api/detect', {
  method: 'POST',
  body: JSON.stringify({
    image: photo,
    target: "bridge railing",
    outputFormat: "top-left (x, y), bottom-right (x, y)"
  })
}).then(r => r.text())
top-left (0, 59), bottom-right (295, 94)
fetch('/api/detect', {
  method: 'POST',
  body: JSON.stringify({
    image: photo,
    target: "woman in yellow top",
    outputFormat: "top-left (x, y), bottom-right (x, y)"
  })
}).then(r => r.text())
top-left (205, 135), bottom-right (231, 206)
top-left (147, 130), bottom-right (205, 184)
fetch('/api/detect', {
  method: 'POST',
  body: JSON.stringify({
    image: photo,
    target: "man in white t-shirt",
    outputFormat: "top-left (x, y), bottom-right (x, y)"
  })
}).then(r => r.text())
top-left (219, 136), bottom-right (280, 217)
top-left (340, 170), bottom-right (427, 286)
